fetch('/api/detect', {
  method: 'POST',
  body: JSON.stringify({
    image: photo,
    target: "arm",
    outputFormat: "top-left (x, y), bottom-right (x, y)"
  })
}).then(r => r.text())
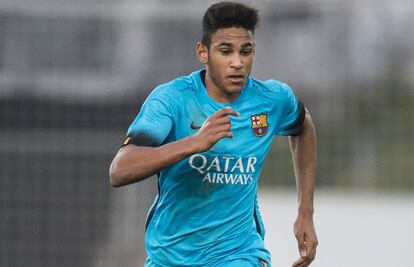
top-left (109, 138), bottom-right (195, 187)
top-left (109, 107), bottom-right (239, 187)
top-left (289, 109), bottom-right (318, 267)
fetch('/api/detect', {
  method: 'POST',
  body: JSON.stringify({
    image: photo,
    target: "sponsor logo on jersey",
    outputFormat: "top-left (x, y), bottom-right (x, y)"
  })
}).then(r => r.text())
top-left (188, 154), bottom-right (257, 185)
top-left (251, 114), bottom-right (268, 137)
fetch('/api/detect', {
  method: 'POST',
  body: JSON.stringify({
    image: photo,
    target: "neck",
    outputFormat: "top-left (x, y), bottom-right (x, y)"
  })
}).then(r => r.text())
top-left (202, 70), bottom-right (240, 103)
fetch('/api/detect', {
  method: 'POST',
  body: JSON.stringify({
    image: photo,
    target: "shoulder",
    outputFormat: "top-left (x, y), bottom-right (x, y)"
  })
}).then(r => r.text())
top-left (147, 74), bottom-right (194, 102)
top-left (250, 77), bottom-right (294, 100)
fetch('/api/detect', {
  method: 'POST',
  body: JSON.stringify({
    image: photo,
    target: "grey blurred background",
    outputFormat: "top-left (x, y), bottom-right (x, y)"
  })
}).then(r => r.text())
top-left (0, 0), bottom-right (413, 266)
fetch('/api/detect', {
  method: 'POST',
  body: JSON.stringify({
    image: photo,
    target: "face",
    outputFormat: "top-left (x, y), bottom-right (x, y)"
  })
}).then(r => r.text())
top-left (197, 27), bottom-right (255, 103)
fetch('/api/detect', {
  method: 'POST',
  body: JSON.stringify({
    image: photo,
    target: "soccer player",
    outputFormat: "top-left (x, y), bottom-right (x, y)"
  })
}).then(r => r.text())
top-left (109, 2), bottom-right (318, 267)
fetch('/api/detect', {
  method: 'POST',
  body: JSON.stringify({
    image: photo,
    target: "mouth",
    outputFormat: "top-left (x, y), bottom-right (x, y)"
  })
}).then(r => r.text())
top-left (227, 74), bottom-right (245, 83)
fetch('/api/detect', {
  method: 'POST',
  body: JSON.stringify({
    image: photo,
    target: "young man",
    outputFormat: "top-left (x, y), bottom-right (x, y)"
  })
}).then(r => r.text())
top-left (109, 2), bottom-right (317, 267)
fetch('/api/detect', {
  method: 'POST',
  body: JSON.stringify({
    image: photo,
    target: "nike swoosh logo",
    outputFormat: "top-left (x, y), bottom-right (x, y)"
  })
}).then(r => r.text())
top-left (190, 122), bottom-right (202, 130)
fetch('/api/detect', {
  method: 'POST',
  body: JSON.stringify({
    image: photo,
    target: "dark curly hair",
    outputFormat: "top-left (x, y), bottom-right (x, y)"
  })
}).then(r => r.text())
top-left (201, 1), bottom-right (259, 48)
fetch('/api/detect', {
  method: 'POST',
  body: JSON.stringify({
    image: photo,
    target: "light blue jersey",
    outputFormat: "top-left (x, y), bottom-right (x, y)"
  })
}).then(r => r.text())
top-left (123, 70), bottom-right (305, 267)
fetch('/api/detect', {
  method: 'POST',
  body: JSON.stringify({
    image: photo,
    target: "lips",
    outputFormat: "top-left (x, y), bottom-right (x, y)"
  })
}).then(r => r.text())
top-left (227, 74), bottom-right (244, 83)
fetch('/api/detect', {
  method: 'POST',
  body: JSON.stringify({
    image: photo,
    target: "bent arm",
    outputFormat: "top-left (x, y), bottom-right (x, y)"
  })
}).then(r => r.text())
top-left (109, 138), bottom-right (196, 187)
top-left (109, 107), bottom-right (239, 187)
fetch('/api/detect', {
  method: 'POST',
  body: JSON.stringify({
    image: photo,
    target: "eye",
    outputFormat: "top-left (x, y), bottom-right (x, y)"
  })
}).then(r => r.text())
top-left (241, 49), bottom-right (253, 56)
top-left (220, 49), bottom-right (231, 55)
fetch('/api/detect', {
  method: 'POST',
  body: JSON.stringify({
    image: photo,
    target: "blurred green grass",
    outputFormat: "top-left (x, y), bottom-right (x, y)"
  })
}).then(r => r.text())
top-left (261, 80), bottom-right (414, 191)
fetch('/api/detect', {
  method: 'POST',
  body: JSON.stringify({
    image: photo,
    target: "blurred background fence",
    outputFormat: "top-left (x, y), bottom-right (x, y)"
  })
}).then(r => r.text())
top-left (1, 0), bottom-right (413, 266)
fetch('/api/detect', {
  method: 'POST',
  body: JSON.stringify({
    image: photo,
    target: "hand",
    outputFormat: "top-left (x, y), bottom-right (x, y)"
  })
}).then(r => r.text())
top-left (292, 214), bottom-right (318, 267)
top-left (188, 107), bottom-right (240, 153)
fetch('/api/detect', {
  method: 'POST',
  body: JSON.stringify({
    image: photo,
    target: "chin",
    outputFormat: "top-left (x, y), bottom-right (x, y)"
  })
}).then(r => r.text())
top-left (227, 84), bottom-right (244, 94)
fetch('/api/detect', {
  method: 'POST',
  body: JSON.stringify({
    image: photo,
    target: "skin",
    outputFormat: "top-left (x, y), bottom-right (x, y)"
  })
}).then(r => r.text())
top-left (109, 107), bottom-right (238, 187)
top-left (109, 27), bottom-right (317, 267)
top-left (289, 111), bottom-right (318, 267)
top-left (196, 27), bottom-right (255, 103)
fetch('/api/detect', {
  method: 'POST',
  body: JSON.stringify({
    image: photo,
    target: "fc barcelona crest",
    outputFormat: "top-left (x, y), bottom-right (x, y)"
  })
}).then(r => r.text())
top-left (251, 114), bottom-right (269, 137)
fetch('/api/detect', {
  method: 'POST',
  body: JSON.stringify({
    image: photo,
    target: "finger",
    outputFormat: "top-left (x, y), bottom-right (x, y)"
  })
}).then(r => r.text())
top-left (204, 116), bottom-right (231, 128)
top-left (212, 125), bottom-right (232, 135)
top-left (213, 115), bottom-right (231, 125)
top-left (292, 237), bottom-right (308, 267)
top-left (213, 131), bottom-right (234, 142)
top-left (212, 107), bottom-right (240, 118)
top-left (296, 246), bottom-right (316, 267)
top-left (292, 233), bottom-right (318, 267)
top-left (204, 114), bottom-right (233, 130)
top-left (303, 232), bottom-right (317, 263)
top-left (293, 247), bottom-right (312, 267)
top-left (295, 232), bottom-right (307, 259)
top-left (292, 256), bottom-right (308, 267)
top-left (201, 121), bottom-right (231, 133)
top-left (224, 106), bottom-right (240, 116)
top-left (293, 256), bottom-right (313, 267)
top-left (307, 239), bottom-right (318, 264)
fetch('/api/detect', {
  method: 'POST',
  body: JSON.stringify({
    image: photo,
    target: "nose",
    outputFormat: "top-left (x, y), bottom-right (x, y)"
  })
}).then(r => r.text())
top-left (230, 54), bottom-right (243, 69)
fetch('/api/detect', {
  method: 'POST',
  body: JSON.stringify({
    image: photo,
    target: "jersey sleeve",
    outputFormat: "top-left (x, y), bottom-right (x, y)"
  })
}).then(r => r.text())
top-left (122, 87), bottom-right (174, 147)
top-left (275, 83), bottom-right (306, 136)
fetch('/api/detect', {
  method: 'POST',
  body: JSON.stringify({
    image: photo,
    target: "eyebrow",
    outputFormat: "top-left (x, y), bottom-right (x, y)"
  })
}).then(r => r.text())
top-left (217, 42), bottom-right (233, 48)
top-left (216, 42), bottom-right (254, 48)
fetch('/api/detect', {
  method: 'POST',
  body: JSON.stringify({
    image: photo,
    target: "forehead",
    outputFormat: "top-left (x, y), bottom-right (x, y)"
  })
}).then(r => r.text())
top-left (210, 27), bottom-right (254, 46)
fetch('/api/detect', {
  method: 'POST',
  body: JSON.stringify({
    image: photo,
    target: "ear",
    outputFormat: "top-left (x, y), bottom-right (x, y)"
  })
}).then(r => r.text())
top-left (196, 42), bottom-right (208, 65)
